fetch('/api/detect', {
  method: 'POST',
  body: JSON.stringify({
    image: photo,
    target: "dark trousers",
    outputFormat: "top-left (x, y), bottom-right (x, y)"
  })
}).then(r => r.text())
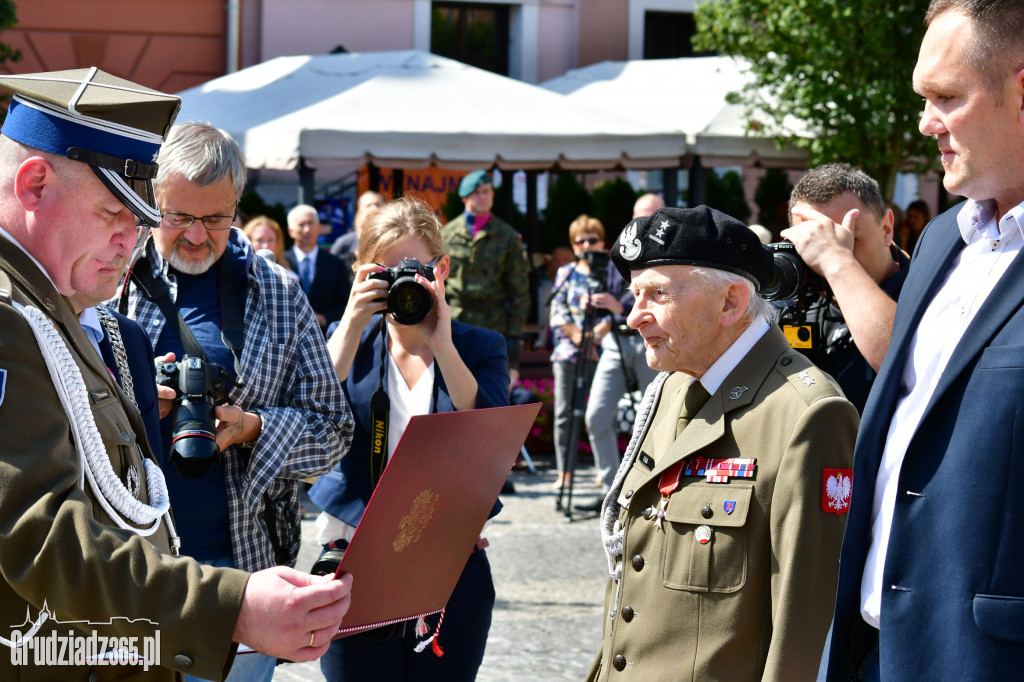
top-left (320, 549), bottom-right (494, 681)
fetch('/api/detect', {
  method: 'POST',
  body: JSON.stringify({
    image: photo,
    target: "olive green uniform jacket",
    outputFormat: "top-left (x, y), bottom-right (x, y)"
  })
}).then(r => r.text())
top-left (0, 235), bottom-right (249, 681)
top-left (441, 212), bottom-right (529, 354)
top-left (590, 327), bottom-right (858, 681)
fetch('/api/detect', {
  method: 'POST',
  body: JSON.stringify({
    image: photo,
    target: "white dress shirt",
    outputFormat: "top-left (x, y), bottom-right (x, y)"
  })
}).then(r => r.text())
top-left (860, 199), bottom-right (1024, 628)
top-left (699, 317), bottom-right (770, 395)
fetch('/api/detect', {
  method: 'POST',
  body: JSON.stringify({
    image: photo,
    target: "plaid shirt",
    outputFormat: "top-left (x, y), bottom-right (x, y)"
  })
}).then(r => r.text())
top-left (120, 230), bottom-right (353, 572)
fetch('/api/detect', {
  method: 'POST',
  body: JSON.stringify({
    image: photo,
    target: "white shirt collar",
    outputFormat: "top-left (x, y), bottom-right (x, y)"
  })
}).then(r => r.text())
top-left (293, 244), bottom-right (318, 265)
top-left (957, 198), bottom-right (1024, 243)
top-left (699, 317), bottom-right (770, 396)
top-left (0, 225), bottom-right (58, 290)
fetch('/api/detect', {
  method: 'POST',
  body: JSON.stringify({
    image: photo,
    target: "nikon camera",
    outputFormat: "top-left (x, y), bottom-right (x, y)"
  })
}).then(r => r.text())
top-left (370, 257), bottom-right (436, 325)
top-left (155, 355), bottom-right (230, 478)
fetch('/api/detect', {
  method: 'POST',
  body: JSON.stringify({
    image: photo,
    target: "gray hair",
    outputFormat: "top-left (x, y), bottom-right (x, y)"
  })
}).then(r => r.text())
top-left (287, 203), bottom-right (319, 226)
top-left (154, 122), bottom-right (246, 200)
top-left (690, 266), bottom-right (778, 326)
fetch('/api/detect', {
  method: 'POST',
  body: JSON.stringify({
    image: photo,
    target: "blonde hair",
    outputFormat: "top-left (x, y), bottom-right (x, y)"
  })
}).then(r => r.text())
top-left (242, 215), bottom-right (291, 271)
top-left (357, 196), bottom-right (445, 268)
top-left (568, 214), bottom-right (605, 243)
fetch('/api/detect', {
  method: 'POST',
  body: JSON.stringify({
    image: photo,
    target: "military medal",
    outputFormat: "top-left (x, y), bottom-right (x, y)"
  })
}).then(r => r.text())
top-left (683, 456), bottom-right (756, 483)
top-left (696, 525), bottom-right (713, 544)
top-left (652, 460), bottom-right (686, 531)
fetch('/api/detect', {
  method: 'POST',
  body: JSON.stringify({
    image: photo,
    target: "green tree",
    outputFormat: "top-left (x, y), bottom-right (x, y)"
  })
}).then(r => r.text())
top-left (753, 168), bottom-right (793, 235)
top-left (693, 0), bottom-right (933, 200)
top-left (590, 177), bottom-right (639, 246)
top-left (542, 173), bottom-right (591, 251)
top-left (705, 169), bottom-right (751, 223)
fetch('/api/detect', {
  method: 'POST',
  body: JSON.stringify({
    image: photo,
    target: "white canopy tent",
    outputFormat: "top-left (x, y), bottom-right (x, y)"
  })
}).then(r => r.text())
top-left (175, 50), bottom-right (688, 177)
top-left (539, 56), bottom-right (811, 168)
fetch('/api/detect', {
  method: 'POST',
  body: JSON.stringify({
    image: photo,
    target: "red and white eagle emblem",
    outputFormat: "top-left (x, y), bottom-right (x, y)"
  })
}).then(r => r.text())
top-left (822, 468), bottom-right (853, 514)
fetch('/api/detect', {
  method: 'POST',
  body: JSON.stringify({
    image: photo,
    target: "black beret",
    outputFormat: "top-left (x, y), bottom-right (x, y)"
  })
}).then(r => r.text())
top-left (610, 205), bottom-right (773, 291)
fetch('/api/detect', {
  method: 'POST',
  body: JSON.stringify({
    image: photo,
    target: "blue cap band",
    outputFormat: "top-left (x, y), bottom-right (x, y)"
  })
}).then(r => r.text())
top-left (1, 97), bottom-right (160, 167)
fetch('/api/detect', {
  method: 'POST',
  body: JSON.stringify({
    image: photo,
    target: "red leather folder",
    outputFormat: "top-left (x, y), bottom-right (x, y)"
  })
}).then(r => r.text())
top-left (332, 402), bottom-right (541, 637)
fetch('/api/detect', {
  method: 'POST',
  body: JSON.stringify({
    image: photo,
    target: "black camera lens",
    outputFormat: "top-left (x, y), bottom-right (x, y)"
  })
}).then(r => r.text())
top-left (762, 250), bottom-right (803, 301)
top-left (169, 399), bottom-right (219, 478)
top-left (389, 276), bottom-right (432, 325)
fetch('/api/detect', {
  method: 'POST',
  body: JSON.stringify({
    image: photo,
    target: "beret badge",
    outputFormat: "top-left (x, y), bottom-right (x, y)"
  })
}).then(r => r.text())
top-left (619, 221), bottom-right (642, 262)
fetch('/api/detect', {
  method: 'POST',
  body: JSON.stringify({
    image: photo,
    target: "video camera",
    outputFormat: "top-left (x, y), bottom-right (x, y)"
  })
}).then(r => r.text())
top-left (155, 355), bottom-right (231, 479)
top-left (762, 242), bottom-right (831, 352)
top-left (370, 257), bottom-right (436, 325)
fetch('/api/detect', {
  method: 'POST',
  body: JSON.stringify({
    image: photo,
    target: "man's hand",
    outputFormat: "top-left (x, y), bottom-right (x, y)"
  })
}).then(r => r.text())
top-left (781, 206), bottom-right (859, 279)
top-left (233, 567), bottom-right (353, 661)
top-left (587, 291), bottom-right (624, 315)
top-left (155, 352), bottom-right (176, 419)
top-left (214, 405), bottom-right (262, 451)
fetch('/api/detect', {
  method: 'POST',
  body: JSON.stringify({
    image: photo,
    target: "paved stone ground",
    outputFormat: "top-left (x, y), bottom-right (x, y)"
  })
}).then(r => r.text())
top-left (274, 460), bottom-right (609, 681)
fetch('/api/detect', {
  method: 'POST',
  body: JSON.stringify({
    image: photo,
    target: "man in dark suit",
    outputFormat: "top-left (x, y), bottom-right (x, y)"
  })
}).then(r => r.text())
top-left (286, 203), bottom-right (351, 331)
top-left (71, 259), bottom-right (164, 460)
top-left (822, 2), bottom-right (1024, 679)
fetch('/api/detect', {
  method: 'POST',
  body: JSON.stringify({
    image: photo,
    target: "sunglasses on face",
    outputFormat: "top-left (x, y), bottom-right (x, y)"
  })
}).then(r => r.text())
top-left (574, 237), bottom-right (601, 246)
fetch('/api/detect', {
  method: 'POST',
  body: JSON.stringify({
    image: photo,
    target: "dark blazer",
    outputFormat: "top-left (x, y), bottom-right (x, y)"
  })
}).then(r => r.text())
top-left (98, 308), bottom-right (163, 462)
top-left (286, 248), bottom-right (351, 330)
top-left (825, 203), bottom-right (1024, 679)
top-left (309, 319), bottom-right (509, 527)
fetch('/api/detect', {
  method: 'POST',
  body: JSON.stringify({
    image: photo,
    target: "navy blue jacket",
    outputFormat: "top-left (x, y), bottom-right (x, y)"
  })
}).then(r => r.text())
top-left (310, 319), bottom-right (509, 527)
top-left (825, 203), bottom-right (1024, 679)
top-left (99, 309), bottom-right (163, 462)
top-left (286, 248), bottom-right (352, 330)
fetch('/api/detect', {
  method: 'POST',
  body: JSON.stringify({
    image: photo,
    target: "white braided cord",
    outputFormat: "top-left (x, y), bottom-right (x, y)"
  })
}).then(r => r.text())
top-left (12, 301), bottom-right (176, 539)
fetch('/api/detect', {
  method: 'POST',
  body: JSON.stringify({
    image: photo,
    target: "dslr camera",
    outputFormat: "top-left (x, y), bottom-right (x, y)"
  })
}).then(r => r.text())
top-left (762, 242), bottom-right (831, 352)
top-left (155, 355), bottom-right (231, 478)
top-left (370, 257), bottom-right (436, 325)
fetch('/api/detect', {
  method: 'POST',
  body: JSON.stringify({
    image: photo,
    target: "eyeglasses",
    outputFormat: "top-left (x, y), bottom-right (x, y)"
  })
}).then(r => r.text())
top-left (160, 209), bottom-right (237, 231)
top-left (574, 237), bottom-right (601, 246)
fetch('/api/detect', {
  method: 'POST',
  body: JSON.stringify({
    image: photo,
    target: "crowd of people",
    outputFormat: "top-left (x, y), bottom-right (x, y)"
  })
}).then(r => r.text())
top-left (2, 0), bottom-right (1023, 679)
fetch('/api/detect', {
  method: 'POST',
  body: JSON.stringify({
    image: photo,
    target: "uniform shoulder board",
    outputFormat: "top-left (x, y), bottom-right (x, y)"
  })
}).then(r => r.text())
top-left (775, 353), bottom-right (842, 403)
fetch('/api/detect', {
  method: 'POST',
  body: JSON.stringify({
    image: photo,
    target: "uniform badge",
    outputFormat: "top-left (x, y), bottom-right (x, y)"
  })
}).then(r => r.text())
top-left (728, 386), bottom-right (748, 399)
top-left (126, 464), bottom-right (141, 499)
top-left (638, 451), bottom-right (655, 470)
top-left (649, 219), bottom-right (671, 245)
top-left (723, 500), bottom-right (736, 514)
top-left (822, 468), bottom-right (852, 514)
top-left (0, 368), bottom-right (6, 407)
top-left (695, 525), bottom-right (713, 544)
top-left (619, 221), bottom-right (642, 261)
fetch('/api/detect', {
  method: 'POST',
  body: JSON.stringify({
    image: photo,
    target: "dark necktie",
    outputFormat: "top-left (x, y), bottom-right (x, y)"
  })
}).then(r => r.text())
top-left (300, 258), bottom-right (313, 294)
top-left (676, 380), bottom-right (711, 438)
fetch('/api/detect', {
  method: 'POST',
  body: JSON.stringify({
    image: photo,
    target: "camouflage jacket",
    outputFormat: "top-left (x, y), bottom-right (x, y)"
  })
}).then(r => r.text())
top-left (442, 212), bottom-right (530, 340)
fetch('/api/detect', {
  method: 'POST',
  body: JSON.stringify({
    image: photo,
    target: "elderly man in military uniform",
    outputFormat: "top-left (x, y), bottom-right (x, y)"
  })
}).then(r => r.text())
top-left (589, 206), bottom-right (858, 681)
top-left (0, 68), bottom-right (351, 681)
top-left (442, 169), bottom-right (530, 384)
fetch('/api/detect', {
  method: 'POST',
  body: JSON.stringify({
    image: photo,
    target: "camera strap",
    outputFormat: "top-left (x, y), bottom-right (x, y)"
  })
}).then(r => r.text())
top-left (368, 316), bottom-right (440, 489)
top-left (129, 252), bottom-right (246, 383)
top-left (129, 257), bottom-right (209, 363)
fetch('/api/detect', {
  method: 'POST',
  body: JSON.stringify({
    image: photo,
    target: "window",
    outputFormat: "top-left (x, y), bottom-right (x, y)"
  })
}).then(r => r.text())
top-left (431, 3), bottom-right (510, 76)
top-left (643, 11), bottom-right (714, 59)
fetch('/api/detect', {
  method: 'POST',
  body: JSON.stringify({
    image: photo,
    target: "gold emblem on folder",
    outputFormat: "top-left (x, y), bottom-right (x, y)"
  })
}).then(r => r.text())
top-left (393, 489), bottom-right (440, 552)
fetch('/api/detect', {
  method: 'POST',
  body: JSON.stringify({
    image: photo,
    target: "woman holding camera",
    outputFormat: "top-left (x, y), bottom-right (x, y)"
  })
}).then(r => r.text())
top-left (308, 196), bottom-right (509, 682)
top-left (549, 214), bottom-right (610, 490)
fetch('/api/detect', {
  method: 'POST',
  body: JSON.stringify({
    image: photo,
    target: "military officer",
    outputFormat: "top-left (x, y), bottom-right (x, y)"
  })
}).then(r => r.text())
top-left (442, 169), bottom-right (530, 384)
top-left (0, 68), bottom-right (350, 681)
top-left (589, 206), bottom-right (858, 681)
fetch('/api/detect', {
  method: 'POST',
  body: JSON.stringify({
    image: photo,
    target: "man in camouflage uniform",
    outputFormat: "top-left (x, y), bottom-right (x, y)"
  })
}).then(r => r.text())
top-left (442, 170), bottom-right (530, 383)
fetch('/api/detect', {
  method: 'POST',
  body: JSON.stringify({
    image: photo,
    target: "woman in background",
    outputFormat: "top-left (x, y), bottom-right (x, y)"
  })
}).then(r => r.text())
top-left (548, 214), bottom-right (610, 490)
top-left (309, 196), bottom-right (507, 681)
top-left (242, 215), bottom-right (294, 273)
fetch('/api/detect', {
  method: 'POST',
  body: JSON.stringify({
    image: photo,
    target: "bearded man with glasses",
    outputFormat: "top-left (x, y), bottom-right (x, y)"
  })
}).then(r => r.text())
top-left (117, 121), bottom-right (354, 682)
